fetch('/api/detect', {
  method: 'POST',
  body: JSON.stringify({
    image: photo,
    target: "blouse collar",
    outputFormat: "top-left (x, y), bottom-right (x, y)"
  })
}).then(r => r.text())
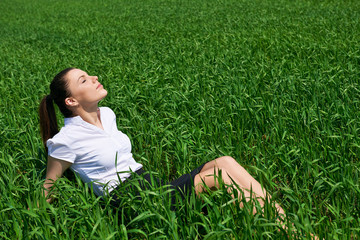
top-left (64, 115), bottom-right (83, 126)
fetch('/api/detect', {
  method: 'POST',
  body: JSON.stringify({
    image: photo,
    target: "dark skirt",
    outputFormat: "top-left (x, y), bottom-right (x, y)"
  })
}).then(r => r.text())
top-left (109, 162), bottom-right (207, 210)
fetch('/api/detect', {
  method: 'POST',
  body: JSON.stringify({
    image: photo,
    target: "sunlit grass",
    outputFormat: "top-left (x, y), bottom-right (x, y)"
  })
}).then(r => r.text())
top-left (0, 0), bottom-right (359, 238)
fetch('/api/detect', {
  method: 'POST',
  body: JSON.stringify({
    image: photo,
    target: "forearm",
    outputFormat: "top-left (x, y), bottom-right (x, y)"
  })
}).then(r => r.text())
top-left (43, 179), bottom-right (55, 203)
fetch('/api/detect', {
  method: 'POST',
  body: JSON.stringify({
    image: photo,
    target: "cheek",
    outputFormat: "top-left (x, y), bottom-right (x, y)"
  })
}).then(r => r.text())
top-left (72, 87), bottom-right (93, 101)
top-left (84, 90), bottom-right (97, 100)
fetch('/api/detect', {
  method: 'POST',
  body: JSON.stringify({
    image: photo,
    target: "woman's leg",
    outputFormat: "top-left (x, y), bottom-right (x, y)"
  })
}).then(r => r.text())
top-left (194, 156), bottom-right (285, 215)
top-left (194, 157), bottom-right (319, 238)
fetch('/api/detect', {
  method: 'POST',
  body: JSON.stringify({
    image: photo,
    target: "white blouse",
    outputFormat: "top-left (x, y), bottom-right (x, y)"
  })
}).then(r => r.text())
top-left (47, 107), bottom-right (143, 196)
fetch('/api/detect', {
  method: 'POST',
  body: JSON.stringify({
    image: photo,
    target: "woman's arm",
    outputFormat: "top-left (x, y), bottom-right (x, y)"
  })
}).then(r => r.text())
top-left (43, 156), bottom-right (72, 203)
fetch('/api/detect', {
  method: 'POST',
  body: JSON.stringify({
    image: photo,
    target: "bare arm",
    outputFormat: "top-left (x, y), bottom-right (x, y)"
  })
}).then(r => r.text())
top-left (43, 156), bottom-right (72, 203)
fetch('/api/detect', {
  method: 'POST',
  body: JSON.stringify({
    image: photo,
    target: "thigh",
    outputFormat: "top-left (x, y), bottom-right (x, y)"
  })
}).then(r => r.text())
top-left (170, 162), bottom-right (207, 197)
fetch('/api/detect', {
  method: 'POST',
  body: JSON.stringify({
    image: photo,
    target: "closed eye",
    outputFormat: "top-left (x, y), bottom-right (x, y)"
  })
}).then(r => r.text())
top-left (82, 79), bottom-right (86, 83)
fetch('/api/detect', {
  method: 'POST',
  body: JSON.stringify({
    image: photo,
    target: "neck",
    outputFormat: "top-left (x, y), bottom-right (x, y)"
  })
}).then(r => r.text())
top-left (73, 104), bottom-right (104, 130)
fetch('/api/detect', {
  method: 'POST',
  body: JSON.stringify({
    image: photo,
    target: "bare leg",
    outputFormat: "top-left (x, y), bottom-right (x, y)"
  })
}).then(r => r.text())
top-left (194, 157), bottom-right (319, 239)
top-left (194, 156), bottom-right (285, 216)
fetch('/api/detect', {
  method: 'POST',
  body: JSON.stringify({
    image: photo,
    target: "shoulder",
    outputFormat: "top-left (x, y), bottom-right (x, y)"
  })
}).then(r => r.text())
top-left (46, 126), bottom-right (75, 151)
top-left (46, 129), bottom-right (76, 163)
top-left (47, 128), bottom-right (70, 146)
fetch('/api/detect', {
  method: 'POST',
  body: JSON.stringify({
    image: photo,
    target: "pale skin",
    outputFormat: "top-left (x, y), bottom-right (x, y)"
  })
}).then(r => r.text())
top-left (43, 69), bottom-right (286, 217)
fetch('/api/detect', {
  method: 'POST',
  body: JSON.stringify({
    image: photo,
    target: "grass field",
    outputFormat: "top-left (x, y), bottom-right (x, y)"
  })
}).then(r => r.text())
top-left (1, 0), bottom-right (360, 239)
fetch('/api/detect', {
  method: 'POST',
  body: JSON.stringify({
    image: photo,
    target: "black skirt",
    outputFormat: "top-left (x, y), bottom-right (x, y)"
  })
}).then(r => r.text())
top-left (109, 162), bottom-right (207, 210)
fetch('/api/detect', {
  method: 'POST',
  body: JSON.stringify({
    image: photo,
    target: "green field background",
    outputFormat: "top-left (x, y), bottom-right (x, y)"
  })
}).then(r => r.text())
top-left (1, 0), bottom-right (359, 239)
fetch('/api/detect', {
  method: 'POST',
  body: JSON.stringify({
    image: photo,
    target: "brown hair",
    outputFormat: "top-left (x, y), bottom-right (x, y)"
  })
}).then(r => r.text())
top-left (39, 68), bottom-right (75, 149)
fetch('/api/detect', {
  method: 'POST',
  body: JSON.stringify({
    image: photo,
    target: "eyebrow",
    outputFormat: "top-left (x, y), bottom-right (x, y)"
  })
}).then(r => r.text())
top-left (77, 75), bottom-right (86, 82)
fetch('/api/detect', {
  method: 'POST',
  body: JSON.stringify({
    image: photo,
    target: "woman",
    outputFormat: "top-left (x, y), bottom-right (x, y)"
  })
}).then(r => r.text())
top-left (39, 68), bottom-right (285, 216)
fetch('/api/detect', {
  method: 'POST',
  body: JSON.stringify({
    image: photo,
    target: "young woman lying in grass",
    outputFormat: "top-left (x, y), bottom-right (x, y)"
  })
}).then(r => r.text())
top-left (39, 68), bottom-right (286, 225)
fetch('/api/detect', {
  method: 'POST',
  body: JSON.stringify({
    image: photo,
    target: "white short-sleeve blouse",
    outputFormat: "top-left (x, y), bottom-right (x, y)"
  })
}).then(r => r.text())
top-left (47, 107), bottom-right (143, 196)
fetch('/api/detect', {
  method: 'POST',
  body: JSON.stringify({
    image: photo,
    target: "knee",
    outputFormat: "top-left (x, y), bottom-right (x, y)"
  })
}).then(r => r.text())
top-left (217, 156), bottom-right (237, 167)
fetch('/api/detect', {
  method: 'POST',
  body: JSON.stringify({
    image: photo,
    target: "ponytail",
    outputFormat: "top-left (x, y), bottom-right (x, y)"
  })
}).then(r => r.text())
top-left (39, 94), bottom-right (59, 149)
top-left (39, 67), bottom-right (75, 150)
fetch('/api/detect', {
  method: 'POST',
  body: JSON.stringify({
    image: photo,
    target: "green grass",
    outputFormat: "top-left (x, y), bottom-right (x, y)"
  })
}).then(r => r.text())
top-left (1, 0), bottom-right (360, 238)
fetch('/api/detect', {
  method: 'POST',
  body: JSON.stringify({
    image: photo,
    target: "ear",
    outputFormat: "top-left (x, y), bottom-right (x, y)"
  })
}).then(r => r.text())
top-left (65, 97), bottom-right (79, 107)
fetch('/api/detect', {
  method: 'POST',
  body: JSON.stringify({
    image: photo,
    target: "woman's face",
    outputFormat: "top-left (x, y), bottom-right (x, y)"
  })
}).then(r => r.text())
top-left (65, 69), bottom-right (108, 108)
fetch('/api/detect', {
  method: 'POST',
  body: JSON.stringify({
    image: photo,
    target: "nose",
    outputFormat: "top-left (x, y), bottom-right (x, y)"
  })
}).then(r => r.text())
top-left (92, 76), bottom-right (98, 83)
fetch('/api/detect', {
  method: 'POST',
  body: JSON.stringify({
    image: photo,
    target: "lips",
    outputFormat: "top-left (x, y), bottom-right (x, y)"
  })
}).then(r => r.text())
top-left (97, 83), bottom-right (102, 89)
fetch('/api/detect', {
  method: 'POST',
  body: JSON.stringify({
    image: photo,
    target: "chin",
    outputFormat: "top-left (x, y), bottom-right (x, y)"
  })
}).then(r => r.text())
top-left (101, 89), bottom-right (108, 99)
